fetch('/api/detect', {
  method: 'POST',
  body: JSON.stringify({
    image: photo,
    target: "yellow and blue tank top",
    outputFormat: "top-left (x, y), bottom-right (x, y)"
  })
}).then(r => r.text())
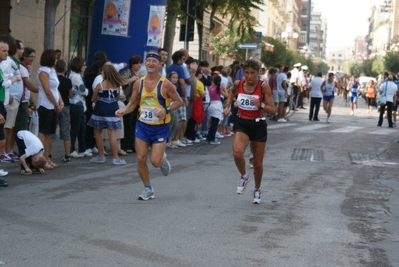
top-left (138, 76), bottom-right (171, 125)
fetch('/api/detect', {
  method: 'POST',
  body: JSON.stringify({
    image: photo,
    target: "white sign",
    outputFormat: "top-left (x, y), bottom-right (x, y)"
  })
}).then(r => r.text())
top-left (237, 43), bottom-right (258, 50)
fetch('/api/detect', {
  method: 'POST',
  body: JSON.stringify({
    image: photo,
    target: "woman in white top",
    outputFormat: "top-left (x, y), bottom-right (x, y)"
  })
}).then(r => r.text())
top-left (68, 56), bottom-right (91, 158)
top-left (36, 49), bottom-right (64, 169)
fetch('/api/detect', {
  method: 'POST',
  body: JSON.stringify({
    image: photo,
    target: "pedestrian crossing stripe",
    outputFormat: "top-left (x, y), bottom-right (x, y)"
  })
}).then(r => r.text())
top-left (296, 124), bottom-right (330, 131)
top-left (267, 123), bottom-right (397, 135)
top-left (330, 126), bottom-right (363, 133)
top-left (267, 123), bottom-right (296, 129)
top-left (369, 128), bottom-right (397, 135)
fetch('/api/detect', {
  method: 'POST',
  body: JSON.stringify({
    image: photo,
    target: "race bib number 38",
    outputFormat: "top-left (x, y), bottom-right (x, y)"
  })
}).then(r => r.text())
top-left (237, 93), bottom-right (259, 110)
top-left (139, 107), bottom-right (160, 123)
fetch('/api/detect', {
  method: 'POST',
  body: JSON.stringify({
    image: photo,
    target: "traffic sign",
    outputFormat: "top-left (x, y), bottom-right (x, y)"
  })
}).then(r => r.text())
top-left (237, 43), bottom-right (258, 50)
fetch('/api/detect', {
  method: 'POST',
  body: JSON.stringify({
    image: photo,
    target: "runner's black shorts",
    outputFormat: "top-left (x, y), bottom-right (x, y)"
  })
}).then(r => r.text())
top-left (233, 117), bottom-right (267, 142)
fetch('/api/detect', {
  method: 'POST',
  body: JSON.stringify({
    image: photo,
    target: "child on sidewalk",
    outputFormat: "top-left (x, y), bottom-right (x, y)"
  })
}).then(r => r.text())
top-left (16, 130), bottom-right (48, 174)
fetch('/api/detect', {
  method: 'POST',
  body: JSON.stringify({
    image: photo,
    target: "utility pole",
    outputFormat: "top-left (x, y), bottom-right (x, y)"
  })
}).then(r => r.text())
top-left (306, 0), bottom-right (311, 46)
top-left (184, 0), bottom-right (189, 50)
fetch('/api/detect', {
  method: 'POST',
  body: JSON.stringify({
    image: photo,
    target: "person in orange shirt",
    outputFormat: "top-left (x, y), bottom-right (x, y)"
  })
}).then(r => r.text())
top-left (365, 80), bottom-right (376, 112)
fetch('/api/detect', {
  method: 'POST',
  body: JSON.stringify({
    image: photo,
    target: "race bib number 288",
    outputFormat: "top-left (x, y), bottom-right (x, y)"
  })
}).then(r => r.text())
top-left (237, 93), bottom-right (259, 110)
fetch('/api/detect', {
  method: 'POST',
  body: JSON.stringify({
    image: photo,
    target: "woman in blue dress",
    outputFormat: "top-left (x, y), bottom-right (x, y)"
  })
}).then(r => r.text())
top-left (87, 64), bottom-right (128, 165)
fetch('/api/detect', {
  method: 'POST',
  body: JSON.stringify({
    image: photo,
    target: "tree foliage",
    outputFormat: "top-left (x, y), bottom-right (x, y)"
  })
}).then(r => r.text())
top-left (384, 52), bottom-right (399, 74)
top-left (261, 37), bottom-right (289, 67)
top-left (372, 57), bottom-right (384, 76)
top-left (165, 0), bottom-right (264, 56)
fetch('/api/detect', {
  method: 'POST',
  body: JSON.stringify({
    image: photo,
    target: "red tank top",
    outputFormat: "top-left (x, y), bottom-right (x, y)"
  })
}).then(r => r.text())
top-left (237, 79), bottom-right (263, 118)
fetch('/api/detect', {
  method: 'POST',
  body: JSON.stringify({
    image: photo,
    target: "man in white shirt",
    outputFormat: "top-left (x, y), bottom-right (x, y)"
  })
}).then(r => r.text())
top-left (290, 62), bottom-right (302, 109)
top-left (158, 48), bottom-right (168, 77)
top-left (297, 65), bottom-right (307, 109)
top-left (378, 75), bottom-right (398, 127)
top-left (309, 72), bottom-right (324, 121)
top-left (276, 66), bottom-right (289, 122)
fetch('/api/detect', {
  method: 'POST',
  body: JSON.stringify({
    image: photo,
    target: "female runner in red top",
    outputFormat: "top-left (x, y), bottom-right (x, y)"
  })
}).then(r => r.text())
top-left (223, 60), bottom-right (275, 204)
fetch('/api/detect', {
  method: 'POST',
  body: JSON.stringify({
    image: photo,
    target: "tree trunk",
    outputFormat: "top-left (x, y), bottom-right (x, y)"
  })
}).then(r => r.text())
top-left (44, 0), bottom-right (61, 50)
top-left (196, 4), bottom-right (203, 59)
top-left (163, 0), bottom-right (179, 66)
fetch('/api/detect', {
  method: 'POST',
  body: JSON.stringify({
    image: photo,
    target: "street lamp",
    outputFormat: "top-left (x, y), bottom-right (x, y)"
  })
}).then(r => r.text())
top-left (281, 26), bottom-right (298, 48)
top-left (300, 45), bottom-right (311, 58)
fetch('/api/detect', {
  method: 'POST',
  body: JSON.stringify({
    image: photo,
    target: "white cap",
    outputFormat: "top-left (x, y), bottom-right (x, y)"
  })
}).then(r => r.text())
top-left (294, 62), bottom-right (301, 67)
top-left (301, 65), bottom-right (308, 70)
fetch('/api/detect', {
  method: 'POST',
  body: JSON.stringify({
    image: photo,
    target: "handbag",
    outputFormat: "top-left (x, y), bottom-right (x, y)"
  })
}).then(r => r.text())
top-left (376, 81), bottom-right (387, 106)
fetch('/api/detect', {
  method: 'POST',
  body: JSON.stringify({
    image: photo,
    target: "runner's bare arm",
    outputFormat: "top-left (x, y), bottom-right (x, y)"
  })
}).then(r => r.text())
top-left (115, 78), bottom-right (140, 117)
top-left (223, 80), bottom-right (239, 116)
top-left (261, 82), bottom-right (275, 115)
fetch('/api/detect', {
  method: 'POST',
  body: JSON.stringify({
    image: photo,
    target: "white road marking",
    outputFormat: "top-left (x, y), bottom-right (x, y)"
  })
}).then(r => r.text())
top-left (295, 124), bottom-right (330, 131)
top-left (267, 123), bottom-right (297, 129)
top-left (369, 129), bottom-right (397, 135)
top-left (330, 126), bottom-right (363, 133)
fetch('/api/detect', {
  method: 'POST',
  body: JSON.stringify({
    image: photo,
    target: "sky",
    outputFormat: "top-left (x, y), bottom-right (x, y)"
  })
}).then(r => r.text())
top-left (312, 0), bottom-right (383, 51)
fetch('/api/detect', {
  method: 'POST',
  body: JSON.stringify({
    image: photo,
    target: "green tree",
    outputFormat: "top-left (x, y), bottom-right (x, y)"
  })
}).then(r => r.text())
top-left (313, 58), bottom-right (328, 75)
top-left (164, 0), bottom-right (264, 57)
top-left (260, 37), bottom-right (288, 67)
top-left (342, 60), bottom-right (354, 74)
top-left (384, 52), bottom-right (399, 74)
top-left (360, 59), bottom-right (375, 77)
top-left (372, 57), bottom-right (384, 76)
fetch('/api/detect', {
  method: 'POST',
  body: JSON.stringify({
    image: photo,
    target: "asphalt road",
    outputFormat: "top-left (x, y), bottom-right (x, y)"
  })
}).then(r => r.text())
top-left (1, 95), bottom-right (398, 267)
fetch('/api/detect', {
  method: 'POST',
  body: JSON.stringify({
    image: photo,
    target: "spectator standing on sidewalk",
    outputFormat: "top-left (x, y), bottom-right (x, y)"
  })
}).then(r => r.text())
top-left (18, 47), bottom-right (38, 134)
top-left (377, 75), bottom-right (397, 128)
top-left (308, 72), bottom-right (323, 121)
top-left (69, 56), bottom-right (92, 158)
top-left (290, 63), bottom-right (302, 110)
top-left (166, 50), bottom-right (187, 147)
top-left (88, 64), bottom-right (127, 165)
top-left (0, 39), bottom-right (12, 185)
top-left (276, 66), bottom-right (289, 122)
top-left (120, 55), bottom-right (142, 153)
top-left (165, 71), bottom-right (179, 149)
top-left (36, 49), bottom-right (64, 170)
top-left (56, 59), bottom-right (73, 163)
top-left (0, 36), bottom-right (24, 162)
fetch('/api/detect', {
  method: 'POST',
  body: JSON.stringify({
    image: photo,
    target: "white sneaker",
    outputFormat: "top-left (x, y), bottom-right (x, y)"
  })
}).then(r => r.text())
top-left (90, 147), bottom-right (98, 153)
top-left (70, 151), bottom-right (84, 158)
top-left (277, 118), bottom-right (287, 123)
top-left (326, 118), bottom-right (330, 123)
top-left (215, 132), bottom-right (224, 139)
top-left (0, 169), bottom-right (8, 177)
top-left (82, 149), bottom-right (93, 157)
top-left (193, 138), bottom-right (201, 143)
top-left (172, 140), bottom-right (186, 147)
top-left (351, 112), bottom-right (354, 116)
top-left (184, 138), bottom-right (193, 144)
top-left (181, 139), bottom-right (193, 146)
